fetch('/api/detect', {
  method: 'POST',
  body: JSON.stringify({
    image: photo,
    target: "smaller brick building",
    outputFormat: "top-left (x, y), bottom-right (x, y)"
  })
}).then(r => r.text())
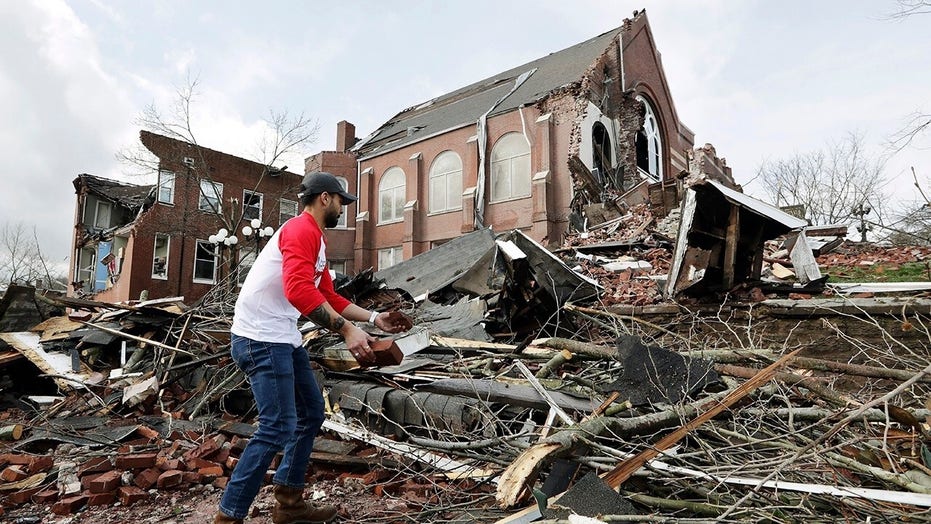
top-left (68, 131), bottom-right (308, 303)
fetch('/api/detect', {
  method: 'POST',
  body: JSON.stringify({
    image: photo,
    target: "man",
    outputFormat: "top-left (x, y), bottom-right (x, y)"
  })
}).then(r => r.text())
top-left (215, 172), bottom-right (410, 524)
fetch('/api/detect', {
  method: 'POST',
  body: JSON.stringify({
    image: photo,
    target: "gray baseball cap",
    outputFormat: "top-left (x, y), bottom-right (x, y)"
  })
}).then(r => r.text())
top-left (298, 171), bottom-right (358, 202)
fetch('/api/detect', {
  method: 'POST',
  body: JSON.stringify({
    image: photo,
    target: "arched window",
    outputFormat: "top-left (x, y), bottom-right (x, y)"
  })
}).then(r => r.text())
top-left (335, 176), bottom-right (349, 228)
top-left (378, 167), bottom-right (405, 223)
top-left (592, 122), bottom-right (612, 182)
top-left (635, 96), bottom-right (662, 180)
top-left (429, 151), bottom-right (463, 213)
top-left (490, 133), bottom-right (531, 202)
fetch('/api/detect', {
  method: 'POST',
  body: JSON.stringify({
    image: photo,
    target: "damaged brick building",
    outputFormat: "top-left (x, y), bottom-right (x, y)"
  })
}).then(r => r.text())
top-left (69, 10), bottom-right (737, 301)
top-left (69, 132), bottom-right (306, 303)
top-left (310, 10), bottom-right (735, 273)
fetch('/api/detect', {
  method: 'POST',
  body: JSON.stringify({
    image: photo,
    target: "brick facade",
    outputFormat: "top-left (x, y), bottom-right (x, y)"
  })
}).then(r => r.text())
top-left (69, 131), bottom-right (304, 303)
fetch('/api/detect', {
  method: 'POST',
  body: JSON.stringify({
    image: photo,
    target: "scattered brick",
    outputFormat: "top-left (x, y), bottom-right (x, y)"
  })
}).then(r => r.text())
top-left (114, 453), bottom-right (157, 470)
top-left (198, 465), bottom-right (224, 480)
top-left (0, 453), bottom-right (32, 466)
top-left (135, 424), bottom-right (161, 441)
top-left (26, 455), bottom-right (54, 474)
top-left (156, 456), bottom-right (182, 471)
top-left (134, 467), bottom-right (161, 490)
top-left (34, 488), bottom-right (59, 504)
top-left (1, 465), bottom-right (28, 482)
top-left (87, 491), bottom-right (117, 506)
top-left (157, 469), bottom-right (184, 489)
top-left (79, 456), bottom-right (113, 476)
top-left (117, 485), bottom-right (148, 506)
top-left (182, 471), bottom-right (203, 484)
top-left (51, 494), bottom-right (89, 515)
top-left (213, 476), bottom-right (229, 489)
top-left (86, 470), bottom-right (122, 493)
top-left (7, 486), bottom-right (42, 505)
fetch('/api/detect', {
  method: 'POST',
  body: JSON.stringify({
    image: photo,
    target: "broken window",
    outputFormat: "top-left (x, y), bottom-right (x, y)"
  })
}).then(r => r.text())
top-left (279, 198), bottom-right (298, 225)
top-left (490, 132), bottom-right (531, 202)
top-left (152, 233), bottom-right (169, 280)
top-left (636, 96), bottom-right (662, 181)
top-left (379, 167), bottom-right (405, 223)
top-left (377, 246), bottom-right (403, 270)
top-left (94, 201), bottom-right (112, 229)
top-left (242, 190), bottom-right (263, 221)
top-left (335, 176), bottom-right (349, 228)
top-left (237, 250), bottom-right (256, 287)
top-left (198, 180), bottom-right (223, 213)
top-left (157, 171), bottom-right (176, 204)
top-left (592, 122), bottom-right (612, 183)
top-left (193, 240), bottom-right (217, 283)
top-left (429, 151), bottom-right (463, 213)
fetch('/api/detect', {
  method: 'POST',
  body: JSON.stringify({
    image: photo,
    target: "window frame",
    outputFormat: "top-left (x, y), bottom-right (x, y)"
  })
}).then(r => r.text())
top-left (157, 170), bottom-right (176, 205)
top-left (489, 132), bottom-right (532, 203)
top-left (636, 95), bottom-right (663, 180)
top-left (192, 239), bottom-right (218, 284)
top-left (335, 176), bottom-right (349, 228)
top-left (378, 167), bottom-right (406, 224)
top-left (428, 151), bottom-right (463, 214)
top-left (93, 201), bottom-right (112, 229)
top-left (242, 189), bottom-right (263, 222)
top-left (377, 246), bottom-right (403, 270)
top-left (198, 180), bottom-right (223, 213)
top-left (279, 198), bottom-right (299, 225)
top-left (152, 233), bottom-right (170, 280)
top-left (236, 250), bottom-right (257, 287)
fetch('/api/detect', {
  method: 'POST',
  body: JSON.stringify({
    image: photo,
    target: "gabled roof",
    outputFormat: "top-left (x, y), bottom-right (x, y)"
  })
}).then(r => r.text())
top-left (73, 174), bottom-right (153, 209)
top-left (353, 24), bottom-right (627, 159)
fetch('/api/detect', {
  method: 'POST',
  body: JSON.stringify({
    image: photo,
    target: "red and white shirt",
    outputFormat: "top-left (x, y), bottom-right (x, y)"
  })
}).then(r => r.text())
top-left (232, 211), bottom-right (350, 346)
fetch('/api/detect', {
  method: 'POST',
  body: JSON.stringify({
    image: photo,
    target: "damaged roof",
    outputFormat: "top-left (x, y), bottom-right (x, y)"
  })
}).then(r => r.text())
top-left (73, 173), bottom-right (153, 209)
top-left (353, 23), bottom-right (629, 159)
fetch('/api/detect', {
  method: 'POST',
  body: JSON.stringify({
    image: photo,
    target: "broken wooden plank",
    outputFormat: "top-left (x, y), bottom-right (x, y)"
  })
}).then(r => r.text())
top-left (322, 418), bottom-right (497, 481)
top-left (602, 348), bottom-right (801, 487)
top-left (0, 332), bottom-right (93, 390)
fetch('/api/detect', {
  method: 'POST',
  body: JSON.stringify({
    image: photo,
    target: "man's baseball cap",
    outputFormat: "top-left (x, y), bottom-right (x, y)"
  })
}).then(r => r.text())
top-left (298, 171), bottom-right (358, 203)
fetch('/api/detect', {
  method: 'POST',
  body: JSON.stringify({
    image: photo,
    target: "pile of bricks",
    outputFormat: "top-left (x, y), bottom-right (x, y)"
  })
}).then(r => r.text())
top-left (0, 426), bottom-right (253, 517)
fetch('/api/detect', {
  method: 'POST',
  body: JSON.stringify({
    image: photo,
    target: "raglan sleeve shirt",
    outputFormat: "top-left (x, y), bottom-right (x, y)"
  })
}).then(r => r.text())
top-left (278, 214), bottom-right (351, 317)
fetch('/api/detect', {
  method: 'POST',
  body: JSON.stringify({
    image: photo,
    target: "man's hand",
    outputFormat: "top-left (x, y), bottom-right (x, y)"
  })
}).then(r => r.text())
top-left (342, 323), bottom-right (376, 365)
top-left (374, 311), bottom-right (413, 333)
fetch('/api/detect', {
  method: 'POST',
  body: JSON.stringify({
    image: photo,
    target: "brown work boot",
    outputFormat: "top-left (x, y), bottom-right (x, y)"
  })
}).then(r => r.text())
top-left (213, 510), bottom-right (243, 524)
top-left (272, 484), bottom-right (338, 523)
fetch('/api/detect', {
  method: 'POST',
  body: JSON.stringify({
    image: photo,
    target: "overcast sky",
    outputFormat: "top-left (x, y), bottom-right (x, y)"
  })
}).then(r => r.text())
top-left (1, 0), bottom-right (929, 273)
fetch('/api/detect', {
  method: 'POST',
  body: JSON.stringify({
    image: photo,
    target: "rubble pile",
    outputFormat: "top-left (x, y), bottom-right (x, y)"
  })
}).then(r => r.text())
top-left (3, 217), bottom-right (931, 522)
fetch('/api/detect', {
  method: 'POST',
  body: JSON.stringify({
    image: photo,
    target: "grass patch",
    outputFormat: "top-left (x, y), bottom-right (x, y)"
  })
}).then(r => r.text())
top-left (825, 261), bottom-right (931, 283)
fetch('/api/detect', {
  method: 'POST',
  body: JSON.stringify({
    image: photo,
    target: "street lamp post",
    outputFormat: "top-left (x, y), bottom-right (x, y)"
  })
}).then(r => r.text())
top-left (241, 218), bottom-right (274, 254)
top-left (208, 228), bottom-right (238, 283)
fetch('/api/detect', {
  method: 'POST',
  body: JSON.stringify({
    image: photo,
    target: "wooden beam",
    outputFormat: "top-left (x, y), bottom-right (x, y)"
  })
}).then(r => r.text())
top-left (602, 348), bottom-right (801, 488)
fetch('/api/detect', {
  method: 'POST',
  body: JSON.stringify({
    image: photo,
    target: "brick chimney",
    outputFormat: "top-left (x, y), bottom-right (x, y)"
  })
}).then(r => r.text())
top-left (336, 121), bottom-right (356, 152)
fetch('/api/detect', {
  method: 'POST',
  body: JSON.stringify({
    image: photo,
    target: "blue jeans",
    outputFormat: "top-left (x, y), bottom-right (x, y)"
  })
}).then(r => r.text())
top-left (219, 335), bottom-right (325, 519)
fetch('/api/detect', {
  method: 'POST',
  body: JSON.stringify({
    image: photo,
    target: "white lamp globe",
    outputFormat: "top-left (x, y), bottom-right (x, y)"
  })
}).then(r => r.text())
top-left (263, 226), bottom-right (274, 237)
top-left (242, 226), bottom-right (253, 236)
top-left (250, 218), bottom-right (261, 229)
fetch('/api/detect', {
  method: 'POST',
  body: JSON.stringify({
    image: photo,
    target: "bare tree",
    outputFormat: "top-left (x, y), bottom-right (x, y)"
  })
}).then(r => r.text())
top-left (0, 222), bottom-right (63, 288)
top-left (116, 75), bottom-right (319, 283)
top-left (756, 132), bottom-right (888, 226)
top-left (887, 0), bottom-right (931, 19)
